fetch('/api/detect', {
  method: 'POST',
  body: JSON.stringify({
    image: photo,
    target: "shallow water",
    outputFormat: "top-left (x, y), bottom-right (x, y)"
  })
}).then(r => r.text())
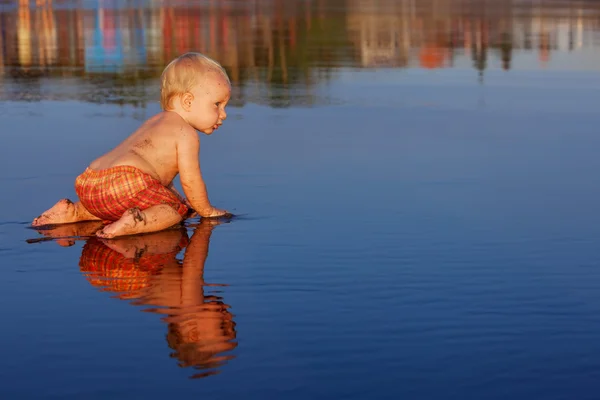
top-left (3, 0), bottom-right (600, 398)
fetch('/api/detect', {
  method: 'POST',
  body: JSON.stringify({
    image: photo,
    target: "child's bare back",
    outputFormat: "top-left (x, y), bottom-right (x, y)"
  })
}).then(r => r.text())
top-left (32, 53), bottom-right (232, 238)
top-left (91, 112), bottom-right (188, 187)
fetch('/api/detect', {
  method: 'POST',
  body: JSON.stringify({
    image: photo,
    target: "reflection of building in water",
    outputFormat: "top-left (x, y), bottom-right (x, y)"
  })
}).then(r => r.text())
top-left (2, 0), bottom-right (600, 105)
top-left (15, 0), bottom-right (61, 69)
top-left (0, 9), bottom-right (4, 77)
top-left (145, 2), bottom-right (164, 68)
top-left (35, 0), bottom-right (58, 68)
top-left (17, 0), bottom-right (32, 67)
top-left (3, 1), bottom-right (84, 72)
top-left (346, 0), bottom-right (412, 68)
top-left (55, 7), bottom-right (85, 68)
top-left (344, 0), bottom-right (471, 69)
top-left (345, 0), bottom-right (600, 71)
top-left (84, 0), bottom-right (150, 73)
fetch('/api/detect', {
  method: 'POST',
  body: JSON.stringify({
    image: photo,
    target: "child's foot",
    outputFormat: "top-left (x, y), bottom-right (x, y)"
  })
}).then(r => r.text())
top-left (32, 199), bottom-right (77, 226)
top-left (96, 208), bottom-right (146, 239)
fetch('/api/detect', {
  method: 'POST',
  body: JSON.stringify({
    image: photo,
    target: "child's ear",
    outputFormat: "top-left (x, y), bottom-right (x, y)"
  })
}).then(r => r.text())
top-left (181, 92), bottom-right (194, 111)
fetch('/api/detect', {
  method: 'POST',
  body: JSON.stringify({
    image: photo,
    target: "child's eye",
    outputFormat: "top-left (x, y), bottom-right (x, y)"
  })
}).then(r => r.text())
top-left (215, 102), bottom-right (221, 107)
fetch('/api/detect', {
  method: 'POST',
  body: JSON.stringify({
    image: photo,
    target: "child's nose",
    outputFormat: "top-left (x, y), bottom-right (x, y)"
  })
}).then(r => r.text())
top-left (220, 109), bottom-right (227, 121)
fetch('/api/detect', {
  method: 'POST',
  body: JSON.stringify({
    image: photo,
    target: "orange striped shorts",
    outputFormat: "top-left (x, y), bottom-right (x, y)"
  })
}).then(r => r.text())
top-left (75, 165), bottom-right (188, 222)
top-left (79, 235), bottom-right (189, 299)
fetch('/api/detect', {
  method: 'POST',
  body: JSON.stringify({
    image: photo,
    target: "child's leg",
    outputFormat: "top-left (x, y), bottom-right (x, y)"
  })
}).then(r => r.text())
top-left (96, 205), bottom-right (183, 239)
top-left (32, 199), bottom-right (101, 226)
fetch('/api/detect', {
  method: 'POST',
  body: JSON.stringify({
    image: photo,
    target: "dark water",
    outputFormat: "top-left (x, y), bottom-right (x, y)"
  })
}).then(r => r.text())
top-left (3, 0), bottom-right (600, 398)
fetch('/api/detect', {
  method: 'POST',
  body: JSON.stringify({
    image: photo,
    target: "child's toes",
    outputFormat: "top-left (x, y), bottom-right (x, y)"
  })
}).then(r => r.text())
top-left (96, 229), bottom-right (110, 239)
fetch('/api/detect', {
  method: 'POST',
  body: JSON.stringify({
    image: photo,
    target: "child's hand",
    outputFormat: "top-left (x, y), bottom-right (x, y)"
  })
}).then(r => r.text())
top-left (208, 207), bottom-right (230, 218)
top-left (197, 206), bottom-right (231, 218)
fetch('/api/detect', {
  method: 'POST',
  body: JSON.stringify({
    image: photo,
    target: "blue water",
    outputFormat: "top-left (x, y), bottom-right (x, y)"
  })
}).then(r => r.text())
top-left (2, 1), bottom-right (600, 398)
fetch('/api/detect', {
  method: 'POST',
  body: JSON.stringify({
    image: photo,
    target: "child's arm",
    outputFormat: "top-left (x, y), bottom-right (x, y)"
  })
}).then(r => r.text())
top-left (168, 182), bottom-right (195, 214)
top-left (168, 182), bottom-right (191, 206)
top-left (177, 129), bottom-right (228, 218)
top-left (168, 182), bottom-right (184, 201)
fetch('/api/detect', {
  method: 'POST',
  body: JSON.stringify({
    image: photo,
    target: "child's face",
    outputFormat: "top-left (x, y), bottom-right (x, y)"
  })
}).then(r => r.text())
top-left (187, 72), bottom-right (231, 135)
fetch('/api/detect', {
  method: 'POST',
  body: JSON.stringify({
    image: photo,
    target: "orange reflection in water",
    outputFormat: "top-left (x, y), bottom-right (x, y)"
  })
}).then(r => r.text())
top-left (32, 219), bottom-right (237, 379)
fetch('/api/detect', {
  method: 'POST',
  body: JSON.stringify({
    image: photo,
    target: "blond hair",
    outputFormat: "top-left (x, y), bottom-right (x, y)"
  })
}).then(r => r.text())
top-left (160, 52), bottom-right (230, 111)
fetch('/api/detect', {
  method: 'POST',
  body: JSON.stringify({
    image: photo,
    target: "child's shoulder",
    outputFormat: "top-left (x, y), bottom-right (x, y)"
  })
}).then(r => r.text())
top-left (147, 112), bottom-right (197, 140)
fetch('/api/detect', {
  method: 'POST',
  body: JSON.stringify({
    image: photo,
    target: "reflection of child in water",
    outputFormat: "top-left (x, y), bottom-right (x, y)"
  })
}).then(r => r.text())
top-left (165, 301), bottom-right (236, 374)
top-left (136, 221), bottom-right (237, 377)
top-left (79, 229), bottom-right (188, 299)
top-left (34, 219), bottom-right (236, 378)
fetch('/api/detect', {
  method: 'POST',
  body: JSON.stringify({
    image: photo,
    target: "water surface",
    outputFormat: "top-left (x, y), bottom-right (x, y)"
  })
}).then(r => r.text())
top-left (2, 0), bottom-right (600, 398)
